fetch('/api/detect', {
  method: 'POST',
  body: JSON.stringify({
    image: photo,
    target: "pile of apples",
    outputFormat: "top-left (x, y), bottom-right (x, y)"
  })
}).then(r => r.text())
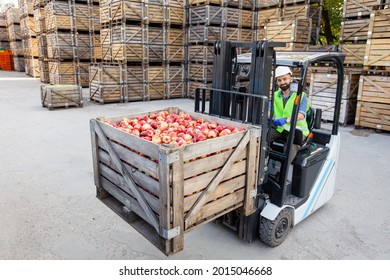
top-left (104, 110), bottom-right (244, 146)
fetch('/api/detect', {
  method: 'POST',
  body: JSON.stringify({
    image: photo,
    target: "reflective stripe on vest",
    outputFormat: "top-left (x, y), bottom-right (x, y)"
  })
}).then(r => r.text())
top-left (274, 89), bottom-right (310, 137)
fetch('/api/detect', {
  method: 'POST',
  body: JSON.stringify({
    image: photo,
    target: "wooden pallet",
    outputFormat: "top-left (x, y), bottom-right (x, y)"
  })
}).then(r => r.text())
top-left (355, 101), bottom-right (390, 131)
top-left (90, 107), bottom-right (260, 255)
top-left (358, 75), bottom-right (390, 104)
top-left (364, 8), bottom-right (390, 69)
top-left (41, 84), bottom-right (83, 110)
top-left (340, 19), bottom-right (369, 43)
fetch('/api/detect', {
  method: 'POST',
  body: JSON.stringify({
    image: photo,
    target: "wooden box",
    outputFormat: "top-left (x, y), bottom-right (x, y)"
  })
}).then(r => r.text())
top-left (41, 84), bottom-right (83, 110)
top-left (264, 18), bottom-right (312, 44)
top-left (8, 24), bottom-right (22, 41)
top-left (90, 107), bottom-right (260, 255)
top-left (343, 0), bottom-right (383, 19)
top-left (339, 43), bottom-right (366, 66)
top-left (110, 0), bottom-right (143, 22)
top-left (364, 9), bottom-right (390, 69)
top-left (189, 44), bottom-right (215, 64)
top-left (166, 65), bottom-right (185, 99)
top-left (189, 5), bottom-right (224, 26)
top-left (20, 16), bottom-right (37, 38)
top-left (89, 63), bottom-right (125, 103)
top-left (6, 8), bottom-right (21, 26)
top-left (24, 57), bottom-right (40, 78)
top-left (340, 19), bottom-right (370, 43)
top-left (355, 101), bottom-right (390, 131)
top-left (358, 75), bottom-right (390, 105)
top-left (45, 1), bottom-right (72, 32)
top-left (309, 70), bottom-right (361, 125)
top-left (39, 60), bottom-right (50, 83)
top-left (188, 63), bottom-right (214, 82)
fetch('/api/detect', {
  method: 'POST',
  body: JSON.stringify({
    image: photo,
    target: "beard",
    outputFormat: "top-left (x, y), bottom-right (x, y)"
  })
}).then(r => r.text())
top-left (280, 84), bottom-right (290, 91)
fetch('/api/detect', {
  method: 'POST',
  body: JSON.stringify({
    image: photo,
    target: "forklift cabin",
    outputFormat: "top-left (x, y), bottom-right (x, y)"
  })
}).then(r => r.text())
top-left (195, 41), bottom-right (345, 246)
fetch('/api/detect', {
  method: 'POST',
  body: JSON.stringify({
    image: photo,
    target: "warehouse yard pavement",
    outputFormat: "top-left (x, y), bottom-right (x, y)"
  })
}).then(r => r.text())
top-left (0, 70), bottom-right (389, 260)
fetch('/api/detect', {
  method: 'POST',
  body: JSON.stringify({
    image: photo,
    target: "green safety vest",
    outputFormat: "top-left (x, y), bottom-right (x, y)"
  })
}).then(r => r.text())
top-left (273, 89), bottom-right (310, 137)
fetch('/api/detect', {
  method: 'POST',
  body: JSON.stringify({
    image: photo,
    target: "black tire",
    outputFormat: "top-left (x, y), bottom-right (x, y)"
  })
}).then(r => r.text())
top-left (259, 208), bottom-right (292, 247)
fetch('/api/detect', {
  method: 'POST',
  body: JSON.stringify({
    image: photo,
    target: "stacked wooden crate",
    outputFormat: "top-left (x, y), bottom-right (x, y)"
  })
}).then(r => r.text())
top-left (354, 6), bottom-right (390, 131)
top-left (91, 0), bottom-right (186, 103)
top-left (5, 7), bottom-right (25, 71)
top-left (257, 0), bottom-right (322, 51)
top-left (20, 0), bottom-right (40, 78)
top-left (0, 12), bottom-right (10, 50)
top-left (187, 0), bottom-right (257, 97)
top-left (43, 0), bottom-right (97, 87)
top-left (34, 0), bottom-right (49, 83)
top-left (309, 68), bottom-right (361, 126)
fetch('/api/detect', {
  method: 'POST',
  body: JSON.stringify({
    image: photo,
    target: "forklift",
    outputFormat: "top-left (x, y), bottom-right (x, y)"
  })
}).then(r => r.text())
top-left (194, 41), bottom-right (345, 247)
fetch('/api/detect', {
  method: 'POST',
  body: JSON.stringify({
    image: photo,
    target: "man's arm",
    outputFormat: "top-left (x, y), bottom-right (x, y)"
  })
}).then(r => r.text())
top-left (286, 94), bottom-right (307, 122)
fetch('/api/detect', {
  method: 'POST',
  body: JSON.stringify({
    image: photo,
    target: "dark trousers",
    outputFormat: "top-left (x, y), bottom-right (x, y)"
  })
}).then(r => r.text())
top-left (269, 128), bottom-right (299, 165)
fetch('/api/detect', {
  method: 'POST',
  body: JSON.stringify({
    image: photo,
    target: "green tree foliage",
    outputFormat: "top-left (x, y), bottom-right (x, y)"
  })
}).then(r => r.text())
top-left (320, 0), bottom-right (343, 45)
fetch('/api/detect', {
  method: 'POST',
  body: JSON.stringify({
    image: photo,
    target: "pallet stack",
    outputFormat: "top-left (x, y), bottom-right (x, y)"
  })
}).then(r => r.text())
top-left (0, 12), bottom-right (10, 50)
top-left (257, 0), bottom-right (323, 50)
top-left (90, 0), bottom-right (186, 103)
top-left (33, 0), bottom-right (49, 83)
top-left (20, 0), bottom-right (40, 78)
top-left (5, 7), bottom-right (25, 71)
top-left (187, 0), bottom-right (257, 97)
top-left (355, 6), bottom-right (390, 131)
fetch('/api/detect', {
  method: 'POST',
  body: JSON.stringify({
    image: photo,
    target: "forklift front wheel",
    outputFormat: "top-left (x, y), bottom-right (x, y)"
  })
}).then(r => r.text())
top-left (259, 208), bottom-right (292, 247)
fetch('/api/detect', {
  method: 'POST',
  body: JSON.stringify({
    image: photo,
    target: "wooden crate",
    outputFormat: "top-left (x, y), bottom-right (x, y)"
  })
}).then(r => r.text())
top-left (259, 0), bottom-right (280, 9)
top-left (364, 9), bottom-right (390, 69)
top-left (49, 61), bottom-right (78, 85)
top-left (355, 101), bottom-right (390, 131)
top-left (39, 60), bottom-right (50, 83)
top-left (167, 5), bottom-right (185, 25)
top-left (90, 107), bottom-right (260, 255)
top-left (41, 84), bottom-right (83, 110)
top-left (0, 14), bottom-right (6, 27)
top-left (358, 75), bottom-right (390, 104)
top-left (264, 18), bottom-right (312, 44)
top-left (189, 25), bottom-right (224, 44)
top-left (8, 24), bottom-right (22, 41)
top-left (22, 36), bottom-right (39, 58)
top-left (188, 44), bottom-right (215, 64)
top-left (340, 43), bottom-right (366, 66)
top-left (111, 43), bottom-right (145, 62)
top-left (188, 0), bottom-right (223, 6)
top-left (343, 0), bottom-right (383, 19)
top-left (309, 70), bottom-right (361, 125)
top-left (20, 16), bottom-right (38, 38)
top-left (189, 63), bottom-right (214, 82)
top-left (110, 1), bottom-right (143, 22)
top-left (20, 2), bottom-right (34, 18)
top-left (187, 80), bottom-right (212, 99)
top-left (24, 57), bottom-right (40, 78)
top-left (45, 1), bottom-right (72, 32)
top-left (166, 64), bottom-right (184, 98)
top-left (0, 26), bottom-right (9, 41)
top-left (189, 5), bottom-right (224, 26)
top-left (9, 40), bottom-right (24, 56)
top-left (13, 56), bottom-right (25, 72)
top-left (147, 82), bottom-right (166, 100)
top-left (165, 27), bottom-right (184, 46)
top-left (34, 7), bottom-right (46, 34)
top-left (6, 8), bottom-right (21, 26)
top-left (165, 44), bottom-right (184, 62)
top-left (73, 3), bottom-right (90, 32)
top-left (100, 0), bottom-right (111, 24)
top-left (125, 65), bottom-right (146, 101)
top-left (340, 19), bottom-right (369, 43)
top-left (258, 7), bottom-right (281, 26)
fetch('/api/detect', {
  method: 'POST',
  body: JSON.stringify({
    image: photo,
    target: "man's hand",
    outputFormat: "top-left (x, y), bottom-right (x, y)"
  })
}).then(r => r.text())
top-left (273, 118), bottom-right (287, 127)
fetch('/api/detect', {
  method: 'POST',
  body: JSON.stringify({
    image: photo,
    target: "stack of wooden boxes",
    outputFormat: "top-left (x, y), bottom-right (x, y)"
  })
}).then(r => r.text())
top-left (187, 0), bottom-right (257, 97)
top-left (20, 0), bottom-right (40, 78)
top-left (5, 7), bottom-right (25, 71)
top-left (355, 6), bottom-right (390, 131)
top-left (33, 0), bottom-right (49, 83)
top-left (90, 0), bottom-right (186, 103)
top-left (0, 12), bottom-right (10, 50)
top-left (257, 0), bottom-right (322, 51)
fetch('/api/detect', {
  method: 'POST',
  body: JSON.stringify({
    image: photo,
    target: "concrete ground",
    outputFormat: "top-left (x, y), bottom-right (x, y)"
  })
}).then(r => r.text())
top-left (0, 70), bottom-right (389, 260)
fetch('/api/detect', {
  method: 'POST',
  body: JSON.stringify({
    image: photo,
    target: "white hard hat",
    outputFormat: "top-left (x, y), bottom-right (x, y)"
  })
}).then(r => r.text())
top-left (275, 66), bottom-right (292, 78)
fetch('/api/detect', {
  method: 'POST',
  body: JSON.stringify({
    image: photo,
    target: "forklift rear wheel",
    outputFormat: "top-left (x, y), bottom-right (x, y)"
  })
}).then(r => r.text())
top-left (259, 208), bottom-right (292, 247)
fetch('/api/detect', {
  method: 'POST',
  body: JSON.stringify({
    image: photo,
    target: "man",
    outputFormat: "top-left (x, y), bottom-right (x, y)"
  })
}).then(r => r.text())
top-left (270, 66), bottom-right (310, 163)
